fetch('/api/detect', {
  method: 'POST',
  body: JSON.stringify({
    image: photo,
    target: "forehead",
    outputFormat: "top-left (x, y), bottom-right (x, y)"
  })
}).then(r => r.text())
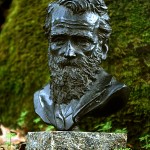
top-left (51, 5), bottom-right (99, 36)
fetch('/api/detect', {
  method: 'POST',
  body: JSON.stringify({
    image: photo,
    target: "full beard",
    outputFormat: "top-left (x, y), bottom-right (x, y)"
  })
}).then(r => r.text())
top-left (49, 54), bottom-right (101, 104)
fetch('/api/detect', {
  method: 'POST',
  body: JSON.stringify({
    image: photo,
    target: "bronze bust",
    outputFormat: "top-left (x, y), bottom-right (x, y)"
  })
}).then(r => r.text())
top-left (34, 0), bottom-right (129, 130)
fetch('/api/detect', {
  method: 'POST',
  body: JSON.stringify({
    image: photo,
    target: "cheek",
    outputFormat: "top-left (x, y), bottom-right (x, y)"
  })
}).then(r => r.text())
top-left (50, 43), bottom-right (63, 55)
top-left (50, 44), bottom-right (56, 50)
top-left (50, 43), bottom-right (61, 50)
top-left (81, 44), bottom-right (97, 56)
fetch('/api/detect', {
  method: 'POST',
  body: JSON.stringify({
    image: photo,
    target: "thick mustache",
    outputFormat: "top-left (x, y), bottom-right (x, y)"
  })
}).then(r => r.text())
top-left (58, 59), bottom-right (81, 68)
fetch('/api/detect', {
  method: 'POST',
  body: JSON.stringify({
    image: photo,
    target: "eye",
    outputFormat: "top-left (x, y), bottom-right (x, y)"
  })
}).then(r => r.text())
top-left (51, 35), bottom-right (67, 43)
top-left (72, 36), bottom-right (93, 46)
top-left (80, 37), bottom-right (92, 44)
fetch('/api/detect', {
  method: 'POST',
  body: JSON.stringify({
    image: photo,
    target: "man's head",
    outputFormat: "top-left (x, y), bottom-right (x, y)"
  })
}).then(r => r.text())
top-left (44, 0), bottom-right (112, 104)
top-left (45, 0), bottom-right (111, 61)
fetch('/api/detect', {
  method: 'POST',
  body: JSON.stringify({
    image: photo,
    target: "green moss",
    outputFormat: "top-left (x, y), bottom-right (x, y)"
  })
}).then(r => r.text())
top-left (0, 0), bottom-right (53, 127)
top-left (104, 0), bottom-right (150, 148)
top-left (0, 0), bottom-right (149, 148)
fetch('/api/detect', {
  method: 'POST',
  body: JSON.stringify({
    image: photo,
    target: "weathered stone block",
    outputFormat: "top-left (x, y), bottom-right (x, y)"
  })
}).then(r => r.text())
top-left (26, 131), bottom-right (127, 150)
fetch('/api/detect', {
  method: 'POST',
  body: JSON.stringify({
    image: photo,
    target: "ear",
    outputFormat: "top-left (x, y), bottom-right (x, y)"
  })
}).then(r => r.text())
top-left (101, 42), bottom-right (108, 60)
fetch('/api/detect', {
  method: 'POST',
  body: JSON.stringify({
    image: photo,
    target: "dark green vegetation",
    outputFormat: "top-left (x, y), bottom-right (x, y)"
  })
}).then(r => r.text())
top-left (0, 0), bottom-right (50, 128)
top-left (0, 0), bottom-right (149, 149)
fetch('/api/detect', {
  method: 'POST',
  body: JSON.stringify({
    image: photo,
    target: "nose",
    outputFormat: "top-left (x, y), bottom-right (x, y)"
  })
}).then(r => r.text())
top-left (64, 41), bottom-right (76, 59)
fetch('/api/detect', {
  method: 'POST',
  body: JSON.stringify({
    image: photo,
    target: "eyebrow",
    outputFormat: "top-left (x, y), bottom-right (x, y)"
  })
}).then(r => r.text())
top-left (51, 32), bottom-right (95, 42)
top-left (73, 34), bottom-right (95, 42)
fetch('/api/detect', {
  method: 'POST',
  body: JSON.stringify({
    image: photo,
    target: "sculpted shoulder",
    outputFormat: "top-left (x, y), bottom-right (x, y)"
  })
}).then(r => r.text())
top-left (33, 69), bottom-right (129, 130)
top-left (34, 84), bottom-right (53, 124)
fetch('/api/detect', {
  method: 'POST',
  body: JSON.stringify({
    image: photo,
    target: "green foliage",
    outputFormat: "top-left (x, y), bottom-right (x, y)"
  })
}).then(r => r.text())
top-left (0, 0), bottom-right (52, 128)
top-left (139, 134), bottom-right (150, 149)
top-left (33, 117), bottom-right (44, 130)
top-left (17, 110), bottom-right (28, 127)
top-left (45, 125), bottom-right (55, 131)
top-left (95, 120), bottom-right (112, 132)
top-left (33, 117), bottom-right (41, 124)
top-left (114, 148), bottom-right (131, 150)
top-left (94, 120), bottom-right (127, 134)
top-left (33, 117), bottom-right (55, 131)
top-left (114, 128), bottom-right (127, 134)
top-left (0, 0), bottom-right (149, 149)
top-left (104, 0), bottom-right (150, 148)
top-left (5, 132), bottom-right (16, 146)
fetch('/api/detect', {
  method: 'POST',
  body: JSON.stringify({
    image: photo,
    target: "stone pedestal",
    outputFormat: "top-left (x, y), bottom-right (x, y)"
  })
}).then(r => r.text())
top-left (26, 131), bottom-right (127, 150)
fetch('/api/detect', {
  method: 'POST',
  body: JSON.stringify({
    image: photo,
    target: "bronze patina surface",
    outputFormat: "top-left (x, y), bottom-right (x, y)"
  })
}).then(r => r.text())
top-left (34, 0), bottom-right (129, 130)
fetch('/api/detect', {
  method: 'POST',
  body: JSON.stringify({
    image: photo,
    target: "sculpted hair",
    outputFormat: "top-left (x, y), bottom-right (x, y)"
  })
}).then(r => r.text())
top-left (44, 0), bottom-right (112, 59)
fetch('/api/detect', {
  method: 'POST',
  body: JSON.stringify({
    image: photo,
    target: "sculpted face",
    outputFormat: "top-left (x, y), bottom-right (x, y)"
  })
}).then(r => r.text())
top-left (49, 5), bottom-right (101, 60)
top-left (49, 6), bottom-right (102, 104)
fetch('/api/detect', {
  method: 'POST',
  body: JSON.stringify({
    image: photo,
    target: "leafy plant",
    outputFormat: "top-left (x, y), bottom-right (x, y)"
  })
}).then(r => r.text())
top-left (95, 120), bottom-right (128, 134)
top-left (139, 134), bottom-right (150, 149)
top-left (17, 110), bottom-right (28, 127)
top-left (95, 120), bottom-right (112, 132)
top-left (5, 132), bottom-right (16, 146)
top-left (114, 128), bottom-right (127, 133)
top-left (33, 117), bottom-right (55, 131)
top-left (33, 117), bottom-right (44, 130)
top-left (45, 125), bottom-right (55, 131)
top-left (33, 117), bottom-right (41, 124)
top-left (114, 148), bottom-right (131, 150)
